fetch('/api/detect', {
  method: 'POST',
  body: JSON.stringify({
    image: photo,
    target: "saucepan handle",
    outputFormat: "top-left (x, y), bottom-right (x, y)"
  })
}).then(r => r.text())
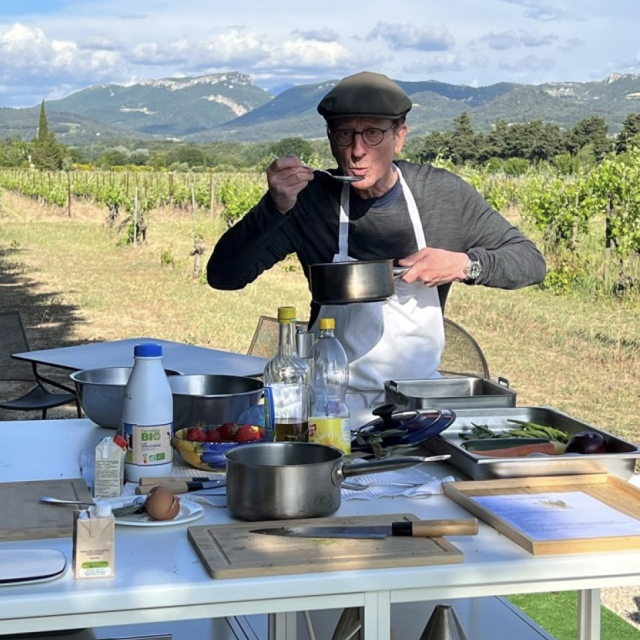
top-left (332, 454), bottom-right (450, 485)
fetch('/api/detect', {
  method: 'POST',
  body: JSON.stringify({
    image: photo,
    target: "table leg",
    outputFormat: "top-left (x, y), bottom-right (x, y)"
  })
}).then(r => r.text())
top-left (362, 592), bottom-right (391, 640)
top-left (268, 612), bottom-right (297, 640)
top-left (577, 589), bottom-right (601, 640)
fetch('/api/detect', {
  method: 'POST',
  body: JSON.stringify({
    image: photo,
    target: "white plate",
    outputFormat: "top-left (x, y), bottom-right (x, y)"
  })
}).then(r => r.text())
top-left (113, 497), bottom-right (205, 527)
top-left (0, 549), bottom-right (67, 585)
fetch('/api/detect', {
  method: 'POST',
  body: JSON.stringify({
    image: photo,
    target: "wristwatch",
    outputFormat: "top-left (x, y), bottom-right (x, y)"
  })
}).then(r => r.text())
top-left (464, 258), bottom-right (482, 282)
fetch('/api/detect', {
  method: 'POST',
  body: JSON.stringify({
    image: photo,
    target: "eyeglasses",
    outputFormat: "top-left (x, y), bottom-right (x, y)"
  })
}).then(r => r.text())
top-left (328, 124), bottom-right (397, 147)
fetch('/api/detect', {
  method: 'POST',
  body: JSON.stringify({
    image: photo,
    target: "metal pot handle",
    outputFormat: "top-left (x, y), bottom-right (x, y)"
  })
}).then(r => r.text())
top-left (331, 454), bottom-right (451, 485)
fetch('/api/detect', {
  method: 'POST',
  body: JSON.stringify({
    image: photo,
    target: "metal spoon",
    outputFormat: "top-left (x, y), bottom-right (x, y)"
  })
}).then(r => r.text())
top-left (271, 154), bottom-right (364, 183)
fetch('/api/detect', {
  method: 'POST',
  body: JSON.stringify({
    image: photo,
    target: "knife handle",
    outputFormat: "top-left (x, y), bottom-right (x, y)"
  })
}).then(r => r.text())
top-left (392, 519), bottom-right (479, 537)
top-left (136, 481), bottom-right (191, 495)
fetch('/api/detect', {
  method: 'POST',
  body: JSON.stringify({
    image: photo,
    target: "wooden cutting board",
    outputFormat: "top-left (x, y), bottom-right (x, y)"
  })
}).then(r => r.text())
top-left (0, 479), bottom-right (93, 541)
top-left (188, 513), bottom-right (463, 579)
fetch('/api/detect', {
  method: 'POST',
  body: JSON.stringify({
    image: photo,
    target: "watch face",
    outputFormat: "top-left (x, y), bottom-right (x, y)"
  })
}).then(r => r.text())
top-left (466, 260), bottom-right (481, 280)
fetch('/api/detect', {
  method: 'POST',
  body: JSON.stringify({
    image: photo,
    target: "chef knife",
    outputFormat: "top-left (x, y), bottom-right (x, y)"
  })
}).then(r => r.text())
top-left (135, 479), bottom-right (225, 495)
top-left (250, 518), bottom-right (478, 539)
top-left (138, 476), bottom-right (221, 485)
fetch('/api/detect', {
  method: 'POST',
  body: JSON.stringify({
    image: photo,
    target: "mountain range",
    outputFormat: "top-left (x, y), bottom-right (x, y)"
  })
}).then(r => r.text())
top-left (2, 71), bottom-right (640, 146)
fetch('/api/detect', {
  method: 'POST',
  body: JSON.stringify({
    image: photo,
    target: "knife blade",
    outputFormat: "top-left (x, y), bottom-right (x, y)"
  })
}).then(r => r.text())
top-left (135, 480), bottom-right (225, 495)
top-left (250, 519), bottom-right (478, 539)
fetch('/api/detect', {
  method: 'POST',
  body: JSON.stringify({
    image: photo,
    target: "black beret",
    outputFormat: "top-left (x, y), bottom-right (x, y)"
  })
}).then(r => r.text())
top-left (317, 71), bottom-right (412, 121)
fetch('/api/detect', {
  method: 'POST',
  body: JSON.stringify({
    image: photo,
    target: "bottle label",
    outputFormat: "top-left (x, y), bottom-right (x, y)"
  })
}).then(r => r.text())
top-left (309, 416), bottom-right (351, 454)
top-left (123, 422), bottom-right (173, 466)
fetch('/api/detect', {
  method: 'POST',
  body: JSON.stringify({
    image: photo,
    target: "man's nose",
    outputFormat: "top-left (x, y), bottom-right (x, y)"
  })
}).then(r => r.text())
top-left (350, 132), bottom-right (368, 154)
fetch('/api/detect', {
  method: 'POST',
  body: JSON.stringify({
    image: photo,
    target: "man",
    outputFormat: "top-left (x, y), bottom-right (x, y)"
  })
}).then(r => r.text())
top-left (207, 71), bottom-right (546, 409)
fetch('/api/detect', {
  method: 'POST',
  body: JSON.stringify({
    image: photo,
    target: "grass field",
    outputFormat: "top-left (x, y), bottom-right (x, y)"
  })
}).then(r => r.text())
top-left (508, 592), bottom-right (640, 640)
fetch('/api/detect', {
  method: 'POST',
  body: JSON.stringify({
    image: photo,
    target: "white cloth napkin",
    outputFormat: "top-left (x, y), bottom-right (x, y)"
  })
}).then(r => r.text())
top-left (341, 468), bottom-right (455, 500)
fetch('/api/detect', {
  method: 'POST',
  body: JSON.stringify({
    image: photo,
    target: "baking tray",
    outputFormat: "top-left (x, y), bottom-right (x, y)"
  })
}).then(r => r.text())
top-left (443, 473), bottom-right (640, 555)
top-left (426, 406), bottom-right (640, 480)
top-left (384, 377), bottom-right (516, 410)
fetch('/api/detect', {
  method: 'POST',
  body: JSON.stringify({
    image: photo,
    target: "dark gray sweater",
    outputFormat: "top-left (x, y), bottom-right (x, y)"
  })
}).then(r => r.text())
top-left (207, 161), bottom-right (546, 322)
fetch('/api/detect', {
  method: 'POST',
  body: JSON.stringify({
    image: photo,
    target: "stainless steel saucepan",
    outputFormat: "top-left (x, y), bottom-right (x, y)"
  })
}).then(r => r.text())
top-left (224, 441), bottom-right (449, 521)
top-left (309, 259), bottom-right (409, 305)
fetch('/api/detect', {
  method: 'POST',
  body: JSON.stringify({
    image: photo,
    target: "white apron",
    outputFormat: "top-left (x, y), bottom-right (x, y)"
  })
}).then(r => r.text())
top-left (312, 166), bottom-right (444, 410)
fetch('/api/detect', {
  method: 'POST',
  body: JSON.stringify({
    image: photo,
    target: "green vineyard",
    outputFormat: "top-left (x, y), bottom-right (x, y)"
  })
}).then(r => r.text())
top-left (1, 149), bottom-right (639, 299)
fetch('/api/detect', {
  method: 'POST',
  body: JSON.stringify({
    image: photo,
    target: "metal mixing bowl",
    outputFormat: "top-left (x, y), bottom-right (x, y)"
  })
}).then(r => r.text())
top-left (168, 374), bottom-right (263, 432)
top-left (70, 367), bottom-right (181, 429)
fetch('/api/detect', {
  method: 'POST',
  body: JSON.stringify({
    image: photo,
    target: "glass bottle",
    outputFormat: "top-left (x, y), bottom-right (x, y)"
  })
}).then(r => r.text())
top-left (308, 317), bottom-right (351, 454)
top-left (122, 343), bottom-right (174, 482)
top-left (263, 306), bottom-right (310, 442)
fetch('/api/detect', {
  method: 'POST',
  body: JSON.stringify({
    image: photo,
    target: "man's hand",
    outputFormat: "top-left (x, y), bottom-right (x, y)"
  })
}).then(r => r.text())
top-left (267, 155), bottom-right (314, 214)
top-left (398, 248), bottom-right (470, 287)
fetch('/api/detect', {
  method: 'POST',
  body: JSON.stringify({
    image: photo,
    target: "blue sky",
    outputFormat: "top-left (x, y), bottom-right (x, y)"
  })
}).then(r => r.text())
top-left (0, 0), bottom-right (639, 107)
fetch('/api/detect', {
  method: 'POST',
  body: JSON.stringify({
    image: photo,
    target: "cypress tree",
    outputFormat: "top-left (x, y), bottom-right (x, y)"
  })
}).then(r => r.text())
top-left (32, 100), bottom-right (64, 170)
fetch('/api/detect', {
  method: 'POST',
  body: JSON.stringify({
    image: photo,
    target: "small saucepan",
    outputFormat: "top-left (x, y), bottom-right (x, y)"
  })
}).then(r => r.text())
top-left (309, 259), bottom-right (408, 305)
top-left (224, 441), bottom-right (449, 521)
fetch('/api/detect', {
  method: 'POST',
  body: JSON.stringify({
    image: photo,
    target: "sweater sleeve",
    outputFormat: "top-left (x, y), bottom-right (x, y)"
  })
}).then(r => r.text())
top-left (425, 168), bottom-right (547, 289)
top-left (207, 192), bottom-right (296, 290)
top-left (459, 180), bottom-right (546, 289)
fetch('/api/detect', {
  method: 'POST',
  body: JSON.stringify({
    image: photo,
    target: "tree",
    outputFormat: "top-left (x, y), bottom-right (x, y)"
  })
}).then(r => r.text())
top-left (417, 131), bottom-right (451, 163)
top-left (449, 112), bottom-right (479, 164)
top-left (31, 101), bottom-right (64, 170)
top-left (565, 116), bottom-right (611, 160)
top-left (166, 144), bottom-right (206, 168)
top-left (616, 113), bottom-right (640, 153)
top-left (505, 120), bottom-right (562, 162)
top-left (270, 137), bottom-right (314, 162)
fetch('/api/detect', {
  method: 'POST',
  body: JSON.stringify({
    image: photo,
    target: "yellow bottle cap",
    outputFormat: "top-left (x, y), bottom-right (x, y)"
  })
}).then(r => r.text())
top-left (319, 318), bottom-right (335, 330)
top-left (277, 306), bottom-right (296, 322)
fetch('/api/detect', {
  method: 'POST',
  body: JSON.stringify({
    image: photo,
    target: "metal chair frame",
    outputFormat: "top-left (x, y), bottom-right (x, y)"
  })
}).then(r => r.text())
top-left (246, 315), bottom-right (309, 359)
top-left (0, 309), bottom-right (81, 419)
top-left (440, 316), bottom-right (491, 379)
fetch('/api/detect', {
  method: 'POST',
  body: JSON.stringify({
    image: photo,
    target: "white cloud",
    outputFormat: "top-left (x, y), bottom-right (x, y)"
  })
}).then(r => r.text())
top-left (367, 22), bottom-right (454, 52)
top-left (476, 30), bottom-right (558, 50)
top-left (291, 28), bottom-right (340, 44)
top-left (498, 54), bottom-right (555, 73)
top-left (264, 38), bottom-right (355, 70)
top-left (402, 53), bottom-right (485, 76)
top-left (497, 0), bottom-right (568, 21)
top-left (0, 23), bottom-right (122, 78)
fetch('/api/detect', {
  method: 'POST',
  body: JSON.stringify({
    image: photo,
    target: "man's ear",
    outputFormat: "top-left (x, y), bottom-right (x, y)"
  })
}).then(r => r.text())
top-left (394, 124), bottom-right (408, 154)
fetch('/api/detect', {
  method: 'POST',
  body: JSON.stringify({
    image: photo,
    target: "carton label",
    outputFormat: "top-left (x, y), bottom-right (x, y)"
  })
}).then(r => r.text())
top-left (94, 437), bottom-right (125, 499)
top-left (73, 512), bottom-right (115, 579)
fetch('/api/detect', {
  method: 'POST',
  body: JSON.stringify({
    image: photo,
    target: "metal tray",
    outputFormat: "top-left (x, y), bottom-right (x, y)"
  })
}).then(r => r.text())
top-left (425, 406), bottom-right (640, 480)
top-left (384, 377), bottom-right (516, 410)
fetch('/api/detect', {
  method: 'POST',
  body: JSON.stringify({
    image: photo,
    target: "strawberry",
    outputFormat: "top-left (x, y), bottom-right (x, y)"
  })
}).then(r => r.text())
top-left (217, 422), bottom-right (237, 441)
top-left (234, 424), bottom-right (263, 443)
top-left (206, 428), bottom-right (222, 443)
top-left (186, 427), bottom-right (207, 442)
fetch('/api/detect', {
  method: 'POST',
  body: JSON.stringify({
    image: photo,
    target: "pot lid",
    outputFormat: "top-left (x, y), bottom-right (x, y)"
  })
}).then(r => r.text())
top-left (351, 404), bottom-right (456, 455)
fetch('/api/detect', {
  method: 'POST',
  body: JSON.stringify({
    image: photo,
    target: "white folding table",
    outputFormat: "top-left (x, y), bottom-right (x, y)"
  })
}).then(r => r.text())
top-left (0, 418), bottom-right (637, 640)
top-left (12, 337), bottom-right (267, 377)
